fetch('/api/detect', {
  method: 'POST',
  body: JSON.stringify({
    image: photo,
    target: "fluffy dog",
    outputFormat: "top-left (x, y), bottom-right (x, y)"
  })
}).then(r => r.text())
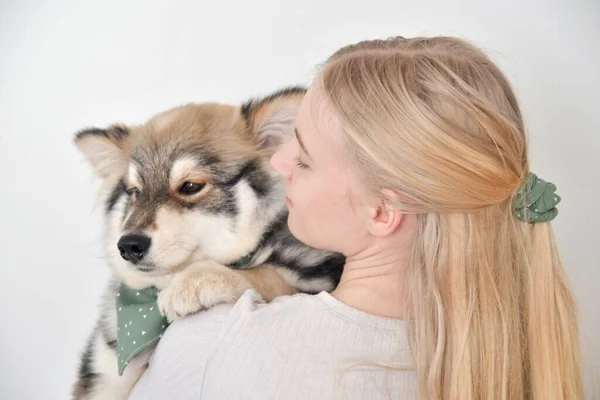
top-left (71, 87), bottom-right (344, 399)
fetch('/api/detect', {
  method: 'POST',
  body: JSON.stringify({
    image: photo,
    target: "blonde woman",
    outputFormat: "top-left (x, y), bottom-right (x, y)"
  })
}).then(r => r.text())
top-left (130, 36), bottom-right (584, 399)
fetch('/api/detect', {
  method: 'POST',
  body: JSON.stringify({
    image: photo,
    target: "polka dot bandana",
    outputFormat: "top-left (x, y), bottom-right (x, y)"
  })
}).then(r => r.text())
top-left (115, 284), bottom-right (168, 376)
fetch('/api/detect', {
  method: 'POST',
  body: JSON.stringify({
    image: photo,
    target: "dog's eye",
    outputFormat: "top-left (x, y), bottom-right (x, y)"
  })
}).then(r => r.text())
top-left (125, 187), bottom-right (139, 196)
top-left (179, 182), bottom-right (205, 195)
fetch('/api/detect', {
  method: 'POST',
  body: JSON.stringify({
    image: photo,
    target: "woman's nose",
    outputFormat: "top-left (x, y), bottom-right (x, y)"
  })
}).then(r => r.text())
top-left (270, 143), bottom-right (293, 181)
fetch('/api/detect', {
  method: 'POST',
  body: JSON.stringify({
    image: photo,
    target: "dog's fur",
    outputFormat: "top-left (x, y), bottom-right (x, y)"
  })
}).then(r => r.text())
top-left (72, 88), bottom-right (345, 400)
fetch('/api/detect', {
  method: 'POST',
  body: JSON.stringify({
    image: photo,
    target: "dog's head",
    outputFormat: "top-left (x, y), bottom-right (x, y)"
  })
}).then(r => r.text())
top-left (75, 88), bottom-right (305, 288)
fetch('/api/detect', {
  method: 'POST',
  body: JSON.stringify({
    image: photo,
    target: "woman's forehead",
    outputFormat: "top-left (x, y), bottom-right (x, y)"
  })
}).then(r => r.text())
top-left (297, 84), bottom-right (344, 152)
top-left (298, 83), bottom-right (371, 198)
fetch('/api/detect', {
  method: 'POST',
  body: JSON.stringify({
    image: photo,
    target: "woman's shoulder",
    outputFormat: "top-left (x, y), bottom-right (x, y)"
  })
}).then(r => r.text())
top-left (227, 288), bottom-right (317, 318)
top-left (231, 289), bottom-right (406, 332)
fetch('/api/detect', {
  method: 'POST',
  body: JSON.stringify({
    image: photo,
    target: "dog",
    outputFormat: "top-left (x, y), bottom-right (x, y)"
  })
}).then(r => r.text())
top-left (71, 87), bottom-right (345, 400)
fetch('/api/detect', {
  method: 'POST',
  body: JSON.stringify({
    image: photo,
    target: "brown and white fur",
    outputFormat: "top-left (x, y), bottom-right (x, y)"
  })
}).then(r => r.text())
top-left (71, 87), bottom-right (345, 400)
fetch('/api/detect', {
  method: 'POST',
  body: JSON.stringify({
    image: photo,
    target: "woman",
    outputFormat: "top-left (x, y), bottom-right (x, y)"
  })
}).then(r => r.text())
top-left (130, 36), bottom-right (584, 399)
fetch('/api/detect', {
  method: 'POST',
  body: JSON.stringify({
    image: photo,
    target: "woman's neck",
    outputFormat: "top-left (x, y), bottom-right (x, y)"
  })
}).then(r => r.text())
top-left (331, 243), bottom-right (409, 319)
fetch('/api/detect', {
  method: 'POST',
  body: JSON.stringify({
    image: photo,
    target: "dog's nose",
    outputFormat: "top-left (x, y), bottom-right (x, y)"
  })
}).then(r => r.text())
top-left (117, 234), bottom-right (151, 264)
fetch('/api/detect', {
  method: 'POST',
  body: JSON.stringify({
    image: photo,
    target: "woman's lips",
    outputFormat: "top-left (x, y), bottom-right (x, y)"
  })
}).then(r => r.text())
top-left (285, 196), bottom-right (293, 207)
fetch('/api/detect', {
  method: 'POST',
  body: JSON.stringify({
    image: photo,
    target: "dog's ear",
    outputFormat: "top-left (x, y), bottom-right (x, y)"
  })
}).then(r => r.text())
top-left (74, 125), bottom-right (130, 178)
top-left (242, 86), bottom-right (306, 151)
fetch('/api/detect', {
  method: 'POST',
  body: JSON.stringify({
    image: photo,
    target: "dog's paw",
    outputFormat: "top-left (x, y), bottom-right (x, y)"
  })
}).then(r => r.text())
top-left (157, 261), bottom-right (253, 322)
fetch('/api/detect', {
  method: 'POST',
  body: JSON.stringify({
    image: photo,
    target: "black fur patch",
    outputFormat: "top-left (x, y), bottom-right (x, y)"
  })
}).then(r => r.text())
top-left (178, 183), bottom-right (238, 216)
top-left (254, 212), bottom-right (289, 244)
top-left (206, 162), bottom-right (261, 217)
top-left (265, 251), bottom-right (344, 292)
top-left (75, 125), bottom-right (129, 142)
top-left (221, 162), bottom-right (256, 187)
top-left (199, 152), bottom-right (222, 166)
top-left (214, 187), bottom-right (237, 216)
top-left (219, 161), bottom-right (271, 198)
top-left (231, 212), bottom-right (345, 292)
top-left (240, 86), bottom-right (307, 128)
top-left (106, 179), bottom-right (126, 213)
top-left (245, 165), bottom-right (271, 197)
top-left (294, 253), bottom-right (345, 290)
top-left (77, 336), bottom-right (97, 393)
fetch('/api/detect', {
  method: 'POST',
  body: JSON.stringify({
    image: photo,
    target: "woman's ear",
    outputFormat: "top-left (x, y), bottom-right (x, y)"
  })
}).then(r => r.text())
top-left (366, 189), bottom-right (405, 237)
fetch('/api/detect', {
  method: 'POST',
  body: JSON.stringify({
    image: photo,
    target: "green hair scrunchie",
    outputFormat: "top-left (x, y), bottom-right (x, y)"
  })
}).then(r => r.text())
top-left (513, 172), bottom-right (561, 223)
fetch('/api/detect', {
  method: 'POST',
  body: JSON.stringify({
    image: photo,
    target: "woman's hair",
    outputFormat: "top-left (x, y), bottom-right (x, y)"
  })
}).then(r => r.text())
top-left (320, 36), bottom-right (584, 399)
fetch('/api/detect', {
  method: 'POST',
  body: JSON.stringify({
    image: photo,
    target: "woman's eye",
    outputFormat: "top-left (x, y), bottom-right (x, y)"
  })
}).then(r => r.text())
top-left (294, 156), bottom-right (309, 170)
top-left (179, 181), bottom-right (206, 195)
top-left (125, 187), bottom-right (139, 196)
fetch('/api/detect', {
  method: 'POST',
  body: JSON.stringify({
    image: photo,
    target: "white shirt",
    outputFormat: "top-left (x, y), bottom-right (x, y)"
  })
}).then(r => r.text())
top-left (130, 289), bottom-right (417, 399)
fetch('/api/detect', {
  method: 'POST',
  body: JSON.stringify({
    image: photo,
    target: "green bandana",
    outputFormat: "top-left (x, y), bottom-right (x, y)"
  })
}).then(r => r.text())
top-left (115, 285), bottom-right (168, 376)
top-left (115, 251), bottom-right (258, 375)
top-left (513, 172), bottom-right (561, 224)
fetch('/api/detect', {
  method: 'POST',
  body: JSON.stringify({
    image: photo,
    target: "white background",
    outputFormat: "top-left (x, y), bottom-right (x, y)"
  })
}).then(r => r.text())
top-left (0, 0), bottom-right (598, 398)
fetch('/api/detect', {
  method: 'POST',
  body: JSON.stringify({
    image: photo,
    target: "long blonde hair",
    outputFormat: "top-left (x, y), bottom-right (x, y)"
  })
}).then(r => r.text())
top-left (321, 36), bottom-right (584, 399)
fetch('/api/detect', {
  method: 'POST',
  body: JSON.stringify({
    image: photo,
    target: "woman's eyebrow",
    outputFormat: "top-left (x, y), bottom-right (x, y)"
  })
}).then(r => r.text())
top-left (295, 128), bottom-right (312, 159)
